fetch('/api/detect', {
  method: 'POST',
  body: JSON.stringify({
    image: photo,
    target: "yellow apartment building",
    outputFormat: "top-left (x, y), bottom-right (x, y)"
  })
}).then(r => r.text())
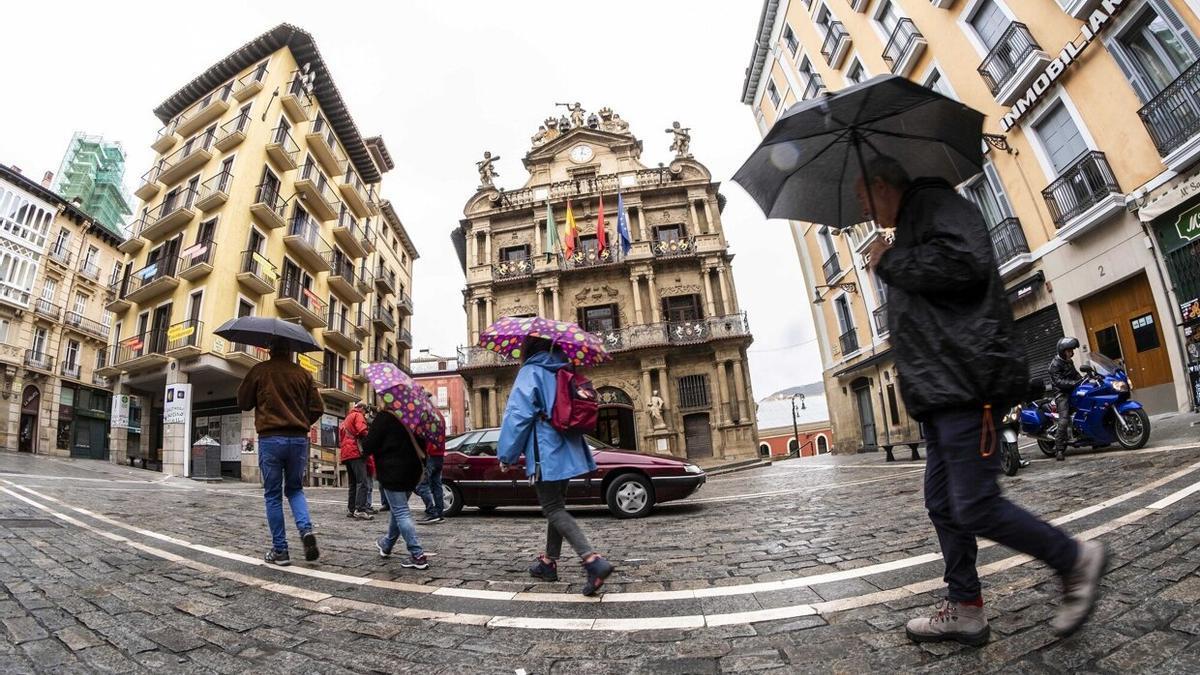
top-left (0, 164), bottom-right (124, 460)
top-left (742, 0), bottom-right (1200, 452)
top-left (101, 24), bottom-right (416, 483)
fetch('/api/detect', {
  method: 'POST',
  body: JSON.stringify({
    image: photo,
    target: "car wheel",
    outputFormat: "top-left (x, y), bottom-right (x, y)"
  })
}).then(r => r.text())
top-left (442, 482), bottom-right (463, 517)
top-left (606, 473), bottom-right (654, 519)
top-left (1037, 439), bottom-right (1057, 457)
top-left (477, 505), bottom-right (497, 513)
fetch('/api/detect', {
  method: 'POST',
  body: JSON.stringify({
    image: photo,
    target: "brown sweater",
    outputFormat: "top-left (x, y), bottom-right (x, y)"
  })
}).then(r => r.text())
top-left (237, 355), bottom-right (325, 437)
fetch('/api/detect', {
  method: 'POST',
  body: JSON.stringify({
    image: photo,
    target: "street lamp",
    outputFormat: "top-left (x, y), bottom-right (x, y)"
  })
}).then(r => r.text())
top-left (791, 393), bottom-right (806, 457)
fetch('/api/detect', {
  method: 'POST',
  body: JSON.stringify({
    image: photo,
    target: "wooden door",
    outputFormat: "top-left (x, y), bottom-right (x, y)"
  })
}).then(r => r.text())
top-left (1079, 273), bottom-right (1173, 388)
top-left (683, 413), bottom-right (713, 459)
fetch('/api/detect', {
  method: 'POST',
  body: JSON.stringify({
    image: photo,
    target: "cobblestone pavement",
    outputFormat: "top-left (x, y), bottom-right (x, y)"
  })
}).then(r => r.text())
top-left (0, 414), bottom-right (1197, 672)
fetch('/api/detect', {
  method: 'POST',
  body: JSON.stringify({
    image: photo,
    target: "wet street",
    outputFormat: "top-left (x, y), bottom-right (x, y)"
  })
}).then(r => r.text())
top-left (1, 415), bottom-right (1198, 673)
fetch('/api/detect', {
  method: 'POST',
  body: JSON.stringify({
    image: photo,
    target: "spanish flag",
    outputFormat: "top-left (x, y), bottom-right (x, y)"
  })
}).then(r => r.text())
top-left (564, 199), bottom-right (579, 257)
top-left (596, 193), bottom-right (607, 253)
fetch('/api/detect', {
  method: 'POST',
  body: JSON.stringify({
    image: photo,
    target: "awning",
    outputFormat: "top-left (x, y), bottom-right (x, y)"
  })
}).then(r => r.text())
top-left (832, 348), bottom-right (892, 379)
top-left (1006, 271), bottom-right (1045, 303)
top-left (1133, 167), bottom-right (1200, 222)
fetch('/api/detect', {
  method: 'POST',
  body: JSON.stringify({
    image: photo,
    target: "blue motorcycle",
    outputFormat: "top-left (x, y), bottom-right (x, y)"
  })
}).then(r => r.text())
top-left (1018, 353), bottom-right (1151, 456)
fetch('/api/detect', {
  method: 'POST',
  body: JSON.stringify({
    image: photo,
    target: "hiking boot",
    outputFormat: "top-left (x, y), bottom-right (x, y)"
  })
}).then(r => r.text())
top-left (353, 510), bottom-right (375, 521)
top-left (529, 555), bottom-right (558, 582)
top-left (1052, 540), bottom-right (1108, 637)
top-left (376, 536), bottom-right (393, 558)
top-left (905, 599), bottom-right (989, 646)
top-left (300, 530), bottom-right (319, 562)
top-left (400, 554), bottom-right (429, 570)
top-left (264, 549), bottom-right (291, 567)
top-left (581, 555), bottom-right (614, 597)
top-left (418, 516), bottom-right (444, 525)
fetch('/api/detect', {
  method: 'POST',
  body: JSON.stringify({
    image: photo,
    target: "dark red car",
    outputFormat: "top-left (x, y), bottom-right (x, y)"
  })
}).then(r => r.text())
top-left (439, 428), bottom-right (706, 518)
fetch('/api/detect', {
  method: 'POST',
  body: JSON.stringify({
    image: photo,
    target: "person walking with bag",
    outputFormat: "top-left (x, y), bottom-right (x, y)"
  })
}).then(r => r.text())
top-left (339, 402), bottom-right (373, 520)
top-left (361, 397), bottom-right (429, 570)
top-left (498, 336), bottom-right (614, 596)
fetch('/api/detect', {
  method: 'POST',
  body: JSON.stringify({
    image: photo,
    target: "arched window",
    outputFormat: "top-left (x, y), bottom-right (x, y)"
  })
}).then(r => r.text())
top-left (817, 435), bottom-right (829, 454)
top-left (758, 442), bottom-right (771, 457)
top-left (787, 438), bottom-right (798, 454)
top-left (596, 386), bottom-right (633, 407)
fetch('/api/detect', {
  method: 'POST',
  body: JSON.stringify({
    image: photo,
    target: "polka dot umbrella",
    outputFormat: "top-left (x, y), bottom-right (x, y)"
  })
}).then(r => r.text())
top-left (363, 362), bottom-right (446, 447)
top-left (478, 315), bottom-right (611, 367)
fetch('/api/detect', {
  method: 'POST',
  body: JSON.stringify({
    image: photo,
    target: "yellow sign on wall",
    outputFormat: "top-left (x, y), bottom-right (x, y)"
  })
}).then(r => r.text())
top-left (167, 325), bottom-right (195, 342)
top-left (297, 354), bottom-right (319, 373)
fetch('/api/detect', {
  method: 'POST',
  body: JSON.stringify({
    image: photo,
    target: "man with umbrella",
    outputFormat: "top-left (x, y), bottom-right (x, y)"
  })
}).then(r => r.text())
top-left (224, 317), bottom-right (325, 566)
top-left (735, 76), bottom-right (1107, 645)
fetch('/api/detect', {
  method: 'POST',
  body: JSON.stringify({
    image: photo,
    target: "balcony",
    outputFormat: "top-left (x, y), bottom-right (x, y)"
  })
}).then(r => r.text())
top-left (284, 209), bottom-right (333, 273)
top-left (375, 266), bottom-right (396, 295)
top-left (34, 298), bottom-right (61, 321)
top-left (652, 237), bottom-right (697, 259)
top-left (250, 184), bottom-right (290, 230)
top-left (134, 163), bottom-right (163, 202)
top-left (1137, 59), bottom-right (1200, 171)
top-left (839, 328), bottom-right (860, 356)
top-left (355, 265), bottom-right (373, 295)
top-left (114, 331), bottom-right (169, 373)
top-left (320, 371), bottom-right (361, 404)
top-left (989, 217), bottom-right (1032, 279)
top-left (95, 348), bottom-right (122, 378)
top-left (397, 290), bottom-right (414, 316)
top-left (175, 95), bottom-right (230, 138)
top-left (305, 118), bottom-right (345, 176)
top-left (275, 278), bottom-right (328, 329)
top-left (323, 313), bottom-right (362, 352)
top-left (265, 126), bottom-right (300, 172)
top-left (977, 23), bottom-right (1052, 107)
top-left (234, 64), bottom-right (269, 101)
top-left (105, 281), bottom-right (131, 314)
top-left (845, 220), bottom-right (887, 254)
top-left (24, 350), bottom-right (54, 373)
top-left (64, 311), bottom-right (111, 341)
top-left (325, 254), bottom-right (365, 303)
top-left (280, 73), bottom-right (313, 122)
top-left (195, 171), bottom-right (232, 212)
top-left (294, 162), bottom-right (340, 221)
top-left (397, 327), bottom-right (413, 348)
top-left (92, 372), bottom-right (110, 388)
top-left (165, 319), bottom-right (204, 359)
top-left (157, 141), bottom-right (214, 188)
top-left (371, 305), bottom-right (396, 331)
top-left (338, 164), bottom-right (374, 218)
top-left (118, 221), bottom-right (145, 254)
top-left (139, 190), bottom-right (197, 242)
top-left (151, 125), bottom-right (179, 154)
top-left (1056, 0), bottom-right (1102, 20)
top-left (881, 18), bottom-right (926, 77)
top-left (360, 221), bottom-right (376, 253)
top-left (48, 245), bottom-right (72, 268)
top-left (224, 342), bottom-right (269, 368)
top-left (820, 22), bottom-right (851, 69)
top-left (123, 257), bottom-right (181, 305)
top-left (822, 252), bottom-right (844, 283)
top-left (562, 247), bottom-right (621, 271)
top-left (1041, 151), bottom-right (1124, 241)
top-left (215, 112), bottom-right (251, 153)
top-left (873, 304), bottom-right (889, 336)
top-left (62, 362), bottom-right (83, 382)
top-left (237, 250), bottom-right (278, 295)
top-left (847, 0), bottom-right (869, 10)
top-left (457, 345), bottom-right (517, 370)
top-left (179, 241), bottom-right (215, 281)
top-left (332, 208), bottom-right (368, 259)
top-left (802, 74), bottom-right (826, 101)
top-left (79, 260), bottom-right (102, 283)
top-left (494, 257), bottom-right (534, 283)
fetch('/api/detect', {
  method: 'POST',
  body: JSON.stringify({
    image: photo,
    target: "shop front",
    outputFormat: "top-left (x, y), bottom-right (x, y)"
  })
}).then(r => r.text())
top-left (191, 399), bottom-right (245, 479)
top-left (1152, 199), bottom-right (1200, 410)
top-left (58, 385), bottom-right (112, 460)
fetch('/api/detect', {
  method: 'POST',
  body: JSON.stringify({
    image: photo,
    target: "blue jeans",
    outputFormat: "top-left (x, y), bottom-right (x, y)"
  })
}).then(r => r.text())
top-left (258, 436), bottom-right (313, 552)
top-left (380, 488), bottom-right (423, 557)
top-left (924, 409), bottom-right (1079, 602)
top-left (414, 456), bottom-right (444, 518)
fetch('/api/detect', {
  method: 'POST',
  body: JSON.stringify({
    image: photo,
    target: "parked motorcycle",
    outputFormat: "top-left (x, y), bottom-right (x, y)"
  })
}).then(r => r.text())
top-left (999, 405), bottom-right (1027, 476)
top-left (1018, 353), bottom-right (1151, 455)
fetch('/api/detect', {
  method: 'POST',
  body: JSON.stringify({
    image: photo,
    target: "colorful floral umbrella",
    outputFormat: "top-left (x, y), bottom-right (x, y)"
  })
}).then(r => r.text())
top-left (364, 362), bottom-right (445, 446)
top-left (479, 316), bottom-right (611, 367)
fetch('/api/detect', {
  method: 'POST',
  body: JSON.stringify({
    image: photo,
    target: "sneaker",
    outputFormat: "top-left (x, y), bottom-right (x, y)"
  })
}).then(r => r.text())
top-left (529, 554), bottom-right (558, 582)
top-left (581, 555), bottom-right (614, 597)
top-left (353, 510), bottom-right (375, 521)
top-left (346, 511), bottom-right (357, 519)
top-left (301, 531), bottom-right (320, 562)
top-left (400, 554), bottom-right (429, 570)
top-left (365, 507), bottom-right (379, 515)
top-left (905, 599), bottom-right (989, 646)
top-left (264, 549), bottom-right (291, 567)
top-left (1052, 540), bottom-right (1108, 637)
top-left (376, 536), bottom-right (393, 558)
top-left (418, 516), bottom-right (445, 525)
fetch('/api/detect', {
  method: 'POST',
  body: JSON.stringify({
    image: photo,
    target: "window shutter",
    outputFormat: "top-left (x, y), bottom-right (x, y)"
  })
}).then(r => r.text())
top-left (1103, 36), bottom-right (1155, 103)
top-left (1155, 0), bottom-right (1200, 58)
top-left (982, 162), bottom-right (1015, 218)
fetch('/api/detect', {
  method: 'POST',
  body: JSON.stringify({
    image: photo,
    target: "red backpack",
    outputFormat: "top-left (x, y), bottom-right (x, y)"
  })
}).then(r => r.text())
top-left (549, 367), bottom-right (599, 433)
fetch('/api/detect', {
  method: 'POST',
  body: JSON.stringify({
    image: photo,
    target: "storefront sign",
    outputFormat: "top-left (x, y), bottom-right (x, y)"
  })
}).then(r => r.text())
top-left (1174, 204), bottom-right (1200, 244)
top-left (1000, 0), bottom-right (1128, 131)
top-left (111, 394), bottom-right (131, 428)
top-left (167, 324), bottom-right (195, 342)
top-left (297, 354), bottom-right (319, 374)
top-left (164, 383), bottom-right (191, 425)
top-left (1182, 298), bottom-right (1200, 324)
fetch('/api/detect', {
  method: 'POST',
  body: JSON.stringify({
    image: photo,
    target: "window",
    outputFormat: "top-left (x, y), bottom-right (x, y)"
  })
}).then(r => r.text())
top-left (96, 346), bottom-right (107, 370)
top-left (783, 24), bottom-right (799, 55)
top-left (32, 327), bottom-right (47, 356)
top-left (52, 229), bottom-right (70, 256)
top-left (924, 68), bottom-right (954, 98)
top-left (817, 226), bottom-right (837, 258)
top-left (875, 0), bottom-right (901, 37)
top-left (436, 386), bottom-right (448, 407)
top-left (188, 290), bottom-right (203, 323)
top-left (962, 163), bottom-right (1013, 227)
top-left (579, 304), bottom-right (618, 333)
top-left (655, 224), bottom-right (685, 243)
top-left (83, 245), bottom-right (98, 269)
top-left (846, 59), bottom-right (867, 84)
top-left (887, 383), bottom-right (901, 426)
top-left (64, 340), bottom-right (80, 369)
top-left (201, 124), bottom-right (217, 151)
top-left (1112, 4), bottom-right (1199, 100)
top-left (834, 296), bottom-right (855, 333)
top-left (1130, 314), bottom-right (1161, 352)
top-left (499, 245), bottom-right (528, 262)
top-left (41, 278), bottom-right (57, 302)
top-left (767, 79), bottom-right (782, 108)
top-left (196, 218), bottom-right (217, 245)
top-left (237, 299), bottom-right (254, 318)
top-left (816, 6), bottom-right (832, 34)
top-left (218, 157), bottom-right (235, 190)
top-left (72, 291), bottom-right (87, 316)
top-left (663, 295), bottom-right (702, 322)
top-left (1094, 325), bottom-right (1123, 361)
top-left (970, 0), bottom-right (1009, 51)
top-left (578, 234), bottom-right (599, 255)
top-left (1033, 102), bottom-right (1088, 174)
top-left (677, 374), bottom-right (711, 409)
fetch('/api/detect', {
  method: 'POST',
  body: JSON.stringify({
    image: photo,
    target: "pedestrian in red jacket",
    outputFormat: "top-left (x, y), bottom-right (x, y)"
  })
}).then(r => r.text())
top-left (339, 402), bottom-right (372, 519)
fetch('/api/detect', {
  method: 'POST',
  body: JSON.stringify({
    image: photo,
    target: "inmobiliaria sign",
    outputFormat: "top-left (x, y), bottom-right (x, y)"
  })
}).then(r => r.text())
top-left (1000, 0), bottom-right (1129, 131)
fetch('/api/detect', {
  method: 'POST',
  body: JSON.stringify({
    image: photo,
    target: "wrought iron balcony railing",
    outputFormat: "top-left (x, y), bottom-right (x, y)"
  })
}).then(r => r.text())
top-left (822, 253), bottom-right (843, 283)
top-left (873, 304), bottom-right (889, 335)
top-left (123, 257), bottom-right (181, 298)
top-left (652, 237), bottom-right (697, 258)
top-left (1137, 58), bottom-right (1200, 157)
top-left (989, 217), bottom-right (1030, 265)
top-left (802, 73), bottom-right (826, 100)
top-left (24, 350), bottom-right (54, 371)
top-left (494, 257), bottom-right (534, 280)
top-left (79, 260), bottom-right (101, 281)
top-left (977, 23), bottom-right (1041, 96)
top-left (49, 245), bottom-right (72, 267)
top-left (34, 298), bottom-right (61, 320)
top-left (881, 18), bottom-right (922, 73)
top-left (839, 328), bottom-right (859, 355)
top-left (820, 21), bottom-right (850, 66)
top-left (1041, 151), bottom-right (1121, 229)
top-left (64, 311), bottom-right (110, 340)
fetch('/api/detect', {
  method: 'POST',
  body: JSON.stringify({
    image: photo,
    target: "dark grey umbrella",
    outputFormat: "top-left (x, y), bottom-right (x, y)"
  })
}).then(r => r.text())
top-left (214, 316), bottom-right (320, 353)
top-left (733, 74), bottom-right (985, 229)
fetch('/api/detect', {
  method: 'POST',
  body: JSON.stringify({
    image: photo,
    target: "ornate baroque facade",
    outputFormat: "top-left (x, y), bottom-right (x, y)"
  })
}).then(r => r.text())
top-left (453, 106), bottom-right (758, 461)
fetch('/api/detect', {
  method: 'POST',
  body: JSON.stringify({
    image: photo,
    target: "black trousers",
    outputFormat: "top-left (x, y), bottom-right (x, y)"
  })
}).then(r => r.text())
top-left (1054, 393), bottom-right (1071, 450)
top-left (345, 458), bottom-right (370, 513)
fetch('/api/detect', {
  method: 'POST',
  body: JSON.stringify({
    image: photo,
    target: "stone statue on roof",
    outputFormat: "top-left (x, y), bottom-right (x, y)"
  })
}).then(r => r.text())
top-left (557, 102), bottom-right (586, 128)
top-left (598, 107), bottom-right (630, 135)
top-left (476, 151), bottom-right (500, 188)
top-left (666, 121), bottom-right (692, 158)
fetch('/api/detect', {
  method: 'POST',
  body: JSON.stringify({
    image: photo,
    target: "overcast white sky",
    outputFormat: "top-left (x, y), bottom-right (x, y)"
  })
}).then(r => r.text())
top-left (0, 1), bottom-right (822, 399)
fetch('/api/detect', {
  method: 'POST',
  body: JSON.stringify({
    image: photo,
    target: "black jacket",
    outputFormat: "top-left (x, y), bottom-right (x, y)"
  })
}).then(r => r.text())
top-left (360, 412), bottom-right (424, 493)
top-left (1049, 355), bottom-right (1083, 394)
top-left (876, 178), bottom-right (1029, 420)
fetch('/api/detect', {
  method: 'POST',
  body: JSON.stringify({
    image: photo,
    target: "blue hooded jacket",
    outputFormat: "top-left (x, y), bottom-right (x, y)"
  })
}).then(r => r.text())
top-left (497, 350), bottom-right (597, 482)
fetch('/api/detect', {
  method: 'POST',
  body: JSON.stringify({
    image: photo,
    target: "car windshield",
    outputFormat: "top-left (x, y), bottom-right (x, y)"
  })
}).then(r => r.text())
top-left (583, 435), bottom-right (613, 452)
top-left (1088, 352), bottom-right (1123, 376)
top-left (444, 432), bottom-right (478, 451)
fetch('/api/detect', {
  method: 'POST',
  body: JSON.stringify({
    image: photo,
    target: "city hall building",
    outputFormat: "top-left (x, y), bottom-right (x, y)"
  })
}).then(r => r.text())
top-left (453, 106), bottom-right (759, 461)
top-left (742, 0), bottom-right (1200, 452)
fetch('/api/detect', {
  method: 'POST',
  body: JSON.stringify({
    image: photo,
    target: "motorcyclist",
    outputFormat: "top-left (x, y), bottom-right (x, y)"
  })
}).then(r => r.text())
top-left (1048, 337), bottom-right (1084, 462)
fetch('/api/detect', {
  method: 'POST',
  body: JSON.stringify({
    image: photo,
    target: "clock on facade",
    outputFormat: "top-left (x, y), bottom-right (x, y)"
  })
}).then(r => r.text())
top-left (568, 144), bottom-right (594, 164)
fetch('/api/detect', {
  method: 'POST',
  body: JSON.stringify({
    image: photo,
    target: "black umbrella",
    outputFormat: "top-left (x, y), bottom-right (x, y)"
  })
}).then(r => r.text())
top-left (214, 316), bottom-right (320, 353)
top-left (733, 74), bottom-right (985, 229)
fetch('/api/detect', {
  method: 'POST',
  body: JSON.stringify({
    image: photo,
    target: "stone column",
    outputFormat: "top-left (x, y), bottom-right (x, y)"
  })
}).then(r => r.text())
top-left (484, 296), bottom-right (494, 326)
top-left (552, 287), bottom-right (561, 321)
top-left (533, 222), bottom-right (542, 257)
top-left (714, 361), bottom-right (730, 425)
top-left (630, 275), bottom-right (643, 324)
top-left (689, 200), bottom-right (703, 235)
top-left (732, 357), bottom-right (750, 426)
top-left (536, 288), bottom-right (546, 317)
top-left (635, 207), bottom-right (647, 241)
top-left (467, 232), bottom-right (477, 267)
top-left (656, 366), bottom-right (671, 410)
top-left (641, 369), bottom-right (653, 407)
top-left (468, 298), bottom-right (480, 343)
top-left (472, 389), bottom-right (484, 430)
top-left (716, 265), bottom-right (735, 314)
top-left (483, 231), bottom-right (492, 264)
top-left (703, 198), bottom-right (715, 234)
top-left (647, 273), bottom-right (661, 323)
top-left (488, 387), bottom-right (500, 428)
top-left (701, 268), bottom-right (716, 317)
